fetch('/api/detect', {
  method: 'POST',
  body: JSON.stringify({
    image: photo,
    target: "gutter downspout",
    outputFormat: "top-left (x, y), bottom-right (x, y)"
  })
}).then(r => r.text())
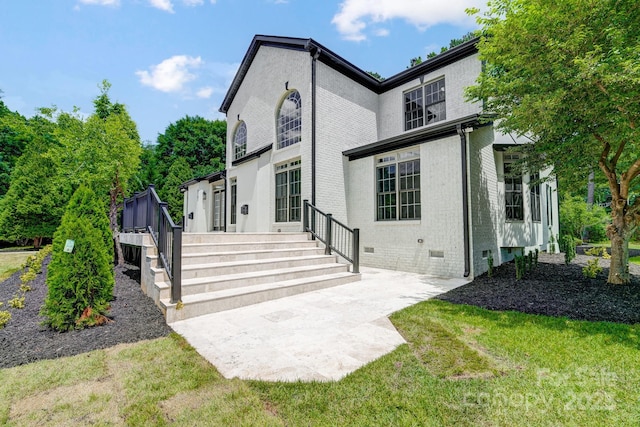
top-left (310, 46), bottom-right (320, 206)
top-left (457, 124), bottom-right (471, 277)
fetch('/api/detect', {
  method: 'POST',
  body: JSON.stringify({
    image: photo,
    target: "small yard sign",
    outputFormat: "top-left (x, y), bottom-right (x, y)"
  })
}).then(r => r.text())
top-left (63, 239), bottom-right (75, 253)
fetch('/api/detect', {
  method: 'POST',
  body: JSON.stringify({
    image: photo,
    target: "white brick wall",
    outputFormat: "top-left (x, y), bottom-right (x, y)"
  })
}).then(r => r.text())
top-left (377, 54), bottom-right (483, 140)
top-left (346, 136), bottom-right (467, 277)
top-left (315, 61), bottom-right (379, 222)
top-left (224, 46), bottom-right (312, 232)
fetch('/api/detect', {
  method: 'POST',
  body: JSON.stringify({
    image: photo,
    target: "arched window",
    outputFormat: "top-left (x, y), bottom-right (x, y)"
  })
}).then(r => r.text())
top-left (277, 90), bottom-right (302, 149)
top-left (233, 121), bottom-right (247, 159)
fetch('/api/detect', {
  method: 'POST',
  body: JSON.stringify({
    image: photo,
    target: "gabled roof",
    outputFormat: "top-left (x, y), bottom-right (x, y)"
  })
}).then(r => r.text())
top-left (219, 35), bottom-right (479, 114)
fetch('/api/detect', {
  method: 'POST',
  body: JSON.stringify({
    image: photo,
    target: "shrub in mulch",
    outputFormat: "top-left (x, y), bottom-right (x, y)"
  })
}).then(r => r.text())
top-left (437, 253), bottom-right (640, 325)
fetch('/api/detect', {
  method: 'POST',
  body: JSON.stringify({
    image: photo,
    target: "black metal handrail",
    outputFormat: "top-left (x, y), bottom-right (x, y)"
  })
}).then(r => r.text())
top-left (303, 199), bottom-right (360, 274)
top-left (122, 184), bottom-right (182, 303)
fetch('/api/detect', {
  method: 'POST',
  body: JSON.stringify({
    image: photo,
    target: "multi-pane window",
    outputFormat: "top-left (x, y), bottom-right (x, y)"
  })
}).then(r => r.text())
top-left (504, 162), bottom-right (524, 221)
top-left (230, 179), bottom-right (237, 225)
top-left (376, 151), bottom-right (421, 221)
top-left (404, 88), bottom-right (424, 131)
top-left (530, 173), bottom-right (541, 222)
top-left (277, 90), bottom-right (302, 149)
top-left (275, 160), bottom-right (301, 222)
top-left (404, 78), bottom-right (445, 131)
top-left (233, 121), bottom-right (247, 159)
top-left (399, 160), bottom-right (421, 219)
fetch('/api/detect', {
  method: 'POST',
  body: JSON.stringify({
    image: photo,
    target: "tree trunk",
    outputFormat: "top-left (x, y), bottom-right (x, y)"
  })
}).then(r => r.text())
top-left (606, 199), bottom-right (631, 284)
top-left (110, 191), bottom-right (124, 267)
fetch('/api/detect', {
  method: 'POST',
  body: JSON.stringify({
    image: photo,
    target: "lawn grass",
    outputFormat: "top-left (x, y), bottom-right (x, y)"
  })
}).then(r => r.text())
top-left (630, 256), bottom-right (640, 265)
top-left (592, 241), bottom-right (640, 250)
top-left (0, 252), bottom-right (32, 282)
top-left (1, 302), bottom-right (638, 426)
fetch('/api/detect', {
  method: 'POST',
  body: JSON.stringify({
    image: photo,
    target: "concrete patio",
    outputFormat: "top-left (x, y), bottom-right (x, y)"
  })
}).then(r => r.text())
top-left (169, 266), bottom-right (468, 382)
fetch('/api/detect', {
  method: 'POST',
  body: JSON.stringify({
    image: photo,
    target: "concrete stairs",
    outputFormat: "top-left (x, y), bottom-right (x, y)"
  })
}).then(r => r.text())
top-left (144, 232), bottom-right (360, 323)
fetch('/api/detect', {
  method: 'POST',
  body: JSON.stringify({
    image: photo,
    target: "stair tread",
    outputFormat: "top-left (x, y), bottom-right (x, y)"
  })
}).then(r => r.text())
top-left (183, 239), bottom-right (312, 247)
top-left (182, 247), bottom-right (321, 258)
top-left (181, 263), bottom-right (348, 286)
top-left (163, 272), bottom-right (359, 304)
top-left (181, 254), bottom-right (335, 270)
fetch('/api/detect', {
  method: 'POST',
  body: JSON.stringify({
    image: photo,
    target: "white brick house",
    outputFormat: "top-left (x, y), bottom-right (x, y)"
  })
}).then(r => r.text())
top-left (182, 35), bottom-right (560, 278)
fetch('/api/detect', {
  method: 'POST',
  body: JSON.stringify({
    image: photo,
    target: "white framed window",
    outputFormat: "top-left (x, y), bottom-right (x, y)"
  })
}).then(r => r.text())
top-left (233, 121), bottom-right (247, 159)
top-left (376, 150), bottom-right (421, 221)
top-left (404, 78), bottom-right (445, 131)
top-left (504, 156), bottom-right (523, 221)
top-left (277, 90), bottom-right (302, 149)
top-left (230, 178), bottom-right (237, 225)
top-left (275, 160), bottom-right (301, 222)
top-left (530, 173), bottom-right (541, 222)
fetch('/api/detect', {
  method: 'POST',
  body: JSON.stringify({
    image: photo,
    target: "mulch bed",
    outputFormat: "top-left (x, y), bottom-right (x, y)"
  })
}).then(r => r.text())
top-left (0, 256), bottom-right (171, 369)
top-left (437, 253), bottom-right (640, 325)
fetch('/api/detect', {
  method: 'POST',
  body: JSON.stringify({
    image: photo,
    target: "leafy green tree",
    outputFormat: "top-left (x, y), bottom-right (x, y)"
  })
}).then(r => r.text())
top-left (466, 0), bottom-right (640, 284)
top-left (366, 71), bottom-right (385, 81)
top-left (42, 186), bottom-right (114, 331)
top-left (0, 99), bottom-right (29, 198)
top-left (60, 81), bottom-right (142, 265)
top-left (0, 115), bottom-right (68, 247)
top-left (155, 116), bottom-right (226, 179)
top-left (560, 194), bottom-right (610, 242)
top-left (159, 156), bottom-right (193, 222)
top-left (129, 143), bottom-right (161, 192)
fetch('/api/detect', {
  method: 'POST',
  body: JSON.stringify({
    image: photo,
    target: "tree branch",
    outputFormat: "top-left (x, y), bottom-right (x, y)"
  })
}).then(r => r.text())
top-left (611, 140), bottom-right (626, 169)
top-left (595, 133), bottom-right (622, 201)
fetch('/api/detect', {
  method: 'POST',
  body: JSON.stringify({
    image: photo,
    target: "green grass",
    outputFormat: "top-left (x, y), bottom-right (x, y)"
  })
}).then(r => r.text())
top-left (1, 302), bottom-right (639, 426)
top-left (0, 252), bottom-right (31, 282)
top-left (630, 256), bottom-right (640, 265)
top-left (592, 241), bottom-right (640, 250)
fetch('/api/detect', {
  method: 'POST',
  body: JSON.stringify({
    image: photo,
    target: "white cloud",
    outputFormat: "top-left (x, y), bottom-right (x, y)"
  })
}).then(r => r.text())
top-left (374, 28), bottom-right (390, 37)
top-left (136, 55), bottom-right (203, 92)
top-left (148, 0), bottom-right (174, 13)
top-left (332, 0), bottom-right (481, 41)
top-left (196, 86), bottom-right (214, 98)
top-left (77, 0), bottom-right (120, 6)
top-left (183, 0), bottom-right (204, 5)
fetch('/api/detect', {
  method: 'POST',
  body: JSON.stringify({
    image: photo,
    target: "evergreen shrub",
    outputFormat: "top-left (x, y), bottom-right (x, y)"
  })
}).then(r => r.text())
top-left (41, 186), bottom-right (114, 331)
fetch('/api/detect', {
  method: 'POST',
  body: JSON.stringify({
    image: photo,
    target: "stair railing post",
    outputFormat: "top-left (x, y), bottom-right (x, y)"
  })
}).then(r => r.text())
top-left (147, 184), bottom-right (155, 233)
top-left (303, 199), bottom-right (309, 232)
top-left (325, 214), bottom-right (333, 255)
top-left (158, 202), bottom-right (168, 268)
top-left (352, 228), bottom-right (360, 274)
top-left (132, 192), bottom-right (139, 231)
top-left (171, 226), bottom-right (182, 303)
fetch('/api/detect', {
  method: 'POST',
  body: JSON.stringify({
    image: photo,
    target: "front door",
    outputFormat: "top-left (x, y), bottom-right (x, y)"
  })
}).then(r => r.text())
top-left (212, 189), bottom-right (225, 231)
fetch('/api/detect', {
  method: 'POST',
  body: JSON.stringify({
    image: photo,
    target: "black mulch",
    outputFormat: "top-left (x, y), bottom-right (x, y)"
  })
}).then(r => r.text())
top-left (0, 256), bottom-right (172, 369)
top-left (436, 253), bottom-right (640, 325)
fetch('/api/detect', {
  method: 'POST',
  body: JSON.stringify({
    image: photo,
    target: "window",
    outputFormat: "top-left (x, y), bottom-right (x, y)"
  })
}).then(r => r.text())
top-left (404, 78), bottom-right (445, 131)
top-left (530, 173), bottom-right (541, 222)
top-left (230, 179), bottom-right (237, 225)
top-left (504, 161), bottom-right (523, 221)
top-left (233, 121), bottom-right (247, 159)
top-left (376, 151), bottom-right (420, 221)
top-left (277, 90), bottom-right (302, 149)
top-left (275, 160), bottom-right (301, 222)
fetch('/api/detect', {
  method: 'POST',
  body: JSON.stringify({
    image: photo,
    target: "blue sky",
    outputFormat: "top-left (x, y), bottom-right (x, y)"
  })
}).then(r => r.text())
top-left (0, 0), bottom-right (483, 144)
